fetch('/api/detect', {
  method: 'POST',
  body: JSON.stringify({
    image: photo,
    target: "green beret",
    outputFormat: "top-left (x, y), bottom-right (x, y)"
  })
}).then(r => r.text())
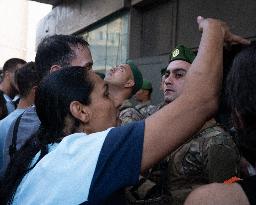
top-left (126, 60), bottom-right (143, 95)
top-left (141, 79), bottom-right (152, 90)
top-left (169, 45), bottom-right (196, 64)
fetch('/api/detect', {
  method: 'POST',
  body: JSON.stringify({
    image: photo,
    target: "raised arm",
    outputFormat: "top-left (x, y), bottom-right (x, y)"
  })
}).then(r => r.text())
top-left (141, 17), bottom-right (250, 172)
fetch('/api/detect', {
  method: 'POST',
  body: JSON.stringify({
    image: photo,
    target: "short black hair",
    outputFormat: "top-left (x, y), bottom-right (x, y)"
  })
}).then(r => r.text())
top-left (14, 62), bottom-right (40, 98)
top-left (35, 35), bottom-right (89, 79)
top-left (2, 58), bottom-right (26, 74)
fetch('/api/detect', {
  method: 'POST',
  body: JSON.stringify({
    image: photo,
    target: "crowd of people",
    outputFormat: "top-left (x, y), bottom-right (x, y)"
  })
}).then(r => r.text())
top-left (0, 16), bottom-right (255, 205)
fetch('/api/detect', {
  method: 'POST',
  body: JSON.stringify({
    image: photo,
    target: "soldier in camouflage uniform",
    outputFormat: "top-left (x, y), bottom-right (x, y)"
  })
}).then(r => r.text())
top-left (165, 119), bottom-right (239, 205)
top-left (126, 45), bottom-right (240, 205)
top-left (104, 60), bottom-right (143, 109)
top-left (161, 45), bottom-right (240, 204)
top-left (125, 69), bottom-right (167, 205)
top-left (119, 99), bottom-right (145, 125)
top-left (104, 60), bottom-right (144, 125)
top-left (120, 77), bottom-right (164, 125)
top-left (134, 79), bottom-right (157, 118)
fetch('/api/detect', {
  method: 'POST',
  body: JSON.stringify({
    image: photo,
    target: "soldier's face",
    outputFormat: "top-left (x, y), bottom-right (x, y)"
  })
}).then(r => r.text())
top-left (104, 64), bottom-right (135, 108)
top-left (104, 64), bottom-right (133, 86)
top-left (135, 89), bottom-right (148, 102)
top-left (163, 60), bottom-right (191, 103)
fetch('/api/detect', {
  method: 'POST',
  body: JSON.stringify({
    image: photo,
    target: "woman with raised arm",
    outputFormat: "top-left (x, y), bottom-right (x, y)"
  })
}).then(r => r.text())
top-left (1, 17), bottom-right (249, 205)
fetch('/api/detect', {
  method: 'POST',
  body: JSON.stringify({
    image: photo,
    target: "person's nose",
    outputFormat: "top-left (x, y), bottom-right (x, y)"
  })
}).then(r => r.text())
top-left (165, 74), bottom-right (174, 85)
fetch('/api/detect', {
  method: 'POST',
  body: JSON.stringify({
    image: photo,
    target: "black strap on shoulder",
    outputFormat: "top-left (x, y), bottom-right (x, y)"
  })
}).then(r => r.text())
top-left (9, 111), bottom-right (25, 159)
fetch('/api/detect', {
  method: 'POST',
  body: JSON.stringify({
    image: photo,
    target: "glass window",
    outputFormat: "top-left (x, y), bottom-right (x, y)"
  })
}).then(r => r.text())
top-left (81, 14), bottom-right (129, 72)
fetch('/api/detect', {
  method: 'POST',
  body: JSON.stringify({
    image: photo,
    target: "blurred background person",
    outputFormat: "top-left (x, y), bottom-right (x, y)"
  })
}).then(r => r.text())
top-left (0, 62), bottom-right (40, 177)
top-left (0, 58), bottom-right (26, 119)
top-left (134, 79), bottom-right (156, 118)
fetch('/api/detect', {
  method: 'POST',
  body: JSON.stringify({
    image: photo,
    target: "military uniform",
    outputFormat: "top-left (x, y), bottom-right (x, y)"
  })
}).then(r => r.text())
top-left (126, 158), bottom-right (170, 205)
top-left (125, 102), bottom-right (170, 205)
top-left (126, 45), bottom-right (240, 204)
top-left (119, 100), bottom-right (145, 125)
top-left (135, 101), bottom-right (157, 118)
top-left (126, 119), bottom-right (240, 205)
top-left (164, 119), bottom-right (240, 205)
top-left (119, 101), bottom-right (159, 125)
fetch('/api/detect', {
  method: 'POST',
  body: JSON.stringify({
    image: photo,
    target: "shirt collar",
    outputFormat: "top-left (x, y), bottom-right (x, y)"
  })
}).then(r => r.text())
top-left (3, 94), bottom-right (12, 102)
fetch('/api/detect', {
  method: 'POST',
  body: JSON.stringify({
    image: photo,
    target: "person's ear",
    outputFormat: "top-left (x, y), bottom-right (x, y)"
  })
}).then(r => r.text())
top-left (124, 79), bottom-right (135, 88)
top-left (31, 86), bottom-right (37, 98)
top-left (50, 65), bottom-right (61, 73)
top-left (4, 71), bottom-right (11, 80)
top-left (69, 101), bottom-right (91, 123)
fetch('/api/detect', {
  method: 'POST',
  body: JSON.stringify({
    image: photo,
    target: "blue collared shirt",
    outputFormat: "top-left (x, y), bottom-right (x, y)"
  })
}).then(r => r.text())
top-left (3, 94), bottom-right (15, 114)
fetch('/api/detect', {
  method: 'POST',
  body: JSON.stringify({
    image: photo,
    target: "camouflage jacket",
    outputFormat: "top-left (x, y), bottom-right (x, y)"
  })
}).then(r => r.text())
top-left (164, 119), bottom-right (240, 205)
top-left (125, 102), bottom-right (169, 204)
top-left (119, 100), bottom-right (165, 125)
top-left (135, 101), bottom-right (157, 118)
top-left (119, 101), bottom-right (145, 125)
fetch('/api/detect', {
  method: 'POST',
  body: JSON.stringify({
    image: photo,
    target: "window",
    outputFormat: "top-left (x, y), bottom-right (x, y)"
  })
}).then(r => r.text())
top-left (81, 14), bottom-right (129, 72)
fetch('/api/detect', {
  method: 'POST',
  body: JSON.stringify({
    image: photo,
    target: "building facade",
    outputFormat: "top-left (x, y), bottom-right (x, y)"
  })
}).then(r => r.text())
top-left (32, 0), bottom-right (256, 104)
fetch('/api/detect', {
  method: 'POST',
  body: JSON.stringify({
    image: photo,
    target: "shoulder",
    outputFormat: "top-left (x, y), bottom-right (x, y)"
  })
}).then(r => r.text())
top-left (96, 122), bottom-right (145, 162)
top-left (197, 125), bottom-right (240, 163)
top-left (17, 106), bottom-right (40, 137)
top-left (0, 109), bottom-right (24, 128)
top-left (21, 106), bottom-right (38, 119)
top-left (13, 129), bottom-right (114, 204)
top-left (120, 107), bottom-right (137, 115)
top-left (18, 106), bottom-right (40, 127)
top-left (199, 124), bottom-right (236, 147)
top-left (87, 122), bottom-right (145, 203)
top-left (200, 123), bottom-right (227, 138)
top-left (184, 182), bottom-right (250, 205)
top-left (61, 121), bottom-right (145, 156)
top-left (119, 107), bottom-right (144, 124)
top-left (55, 129), bottom-right (113, 157)
top-left (138, 104), bottom-right (158, 116)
